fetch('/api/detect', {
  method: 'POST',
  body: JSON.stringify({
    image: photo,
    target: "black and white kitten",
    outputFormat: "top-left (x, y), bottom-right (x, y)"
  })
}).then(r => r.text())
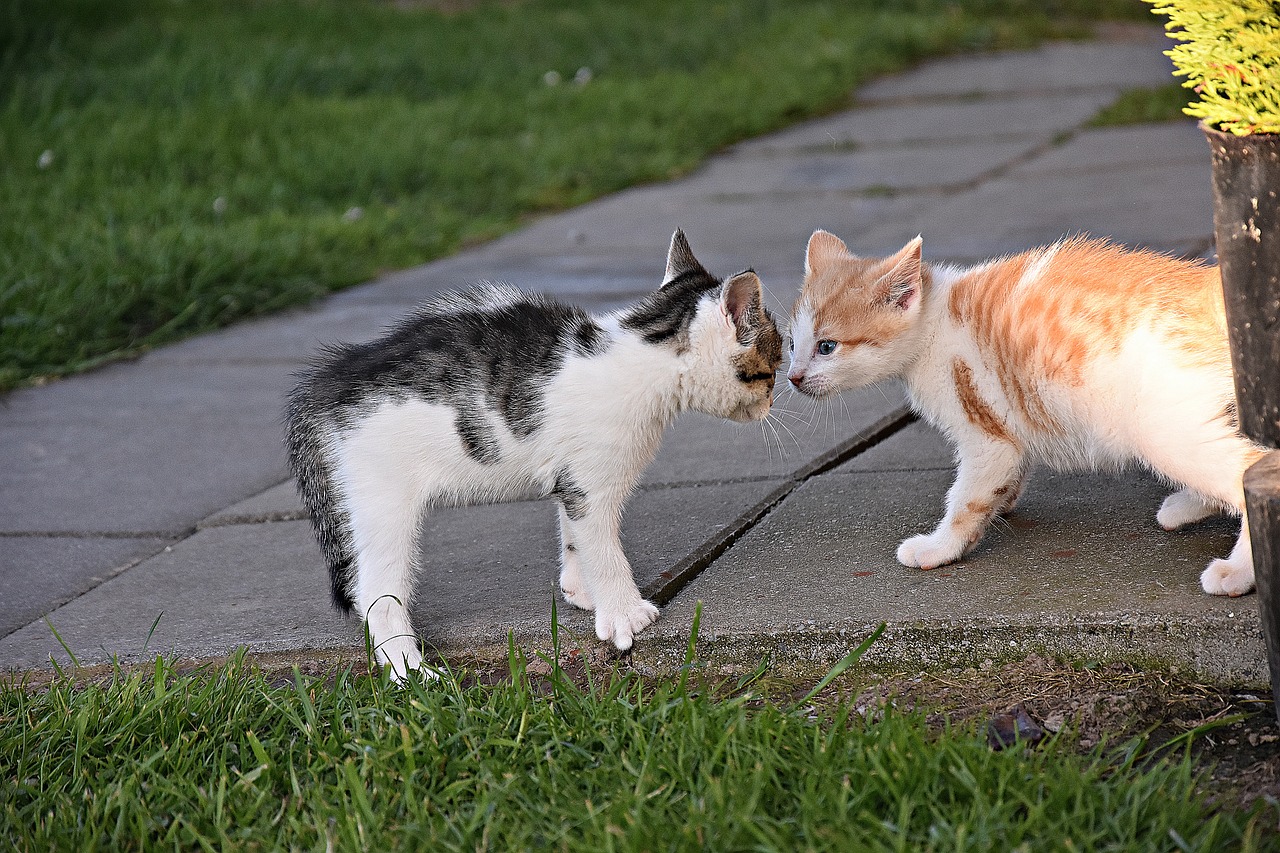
top-left (285, 231), bottom-right (783, 679)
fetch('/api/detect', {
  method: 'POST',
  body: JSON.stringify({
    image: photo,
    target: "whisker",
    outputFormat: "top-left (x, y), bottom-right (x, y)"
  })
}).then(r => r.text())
top-left (756, 420), bottom-right (773, 463)
top-left (758, 278), bottom-right (789, 318)
top-left (758, 404), bottom-right (788, 459)
top-left (762, 412), bottom-right (783, 455)
top-left (837, 393), bottom-right (853, 433)
top-left (987, 514), bottom-right (1016, 536)
top-left (760, 415), bottom-right (785, 462)
top-left (769, 405), bottom-right (812, 423)
top-left (768, 411), bottom-right (803, 451)
top-left (809, 397), bottom-right (826, 438)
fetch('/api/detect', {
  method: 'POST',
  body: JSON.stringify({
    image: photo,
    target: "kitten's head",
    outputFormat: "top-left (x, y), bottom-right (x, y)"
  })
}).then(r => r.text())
top-left (650, 230), bottom-right (782, 422)
top-left (787, 230), bottom-right (925, 398)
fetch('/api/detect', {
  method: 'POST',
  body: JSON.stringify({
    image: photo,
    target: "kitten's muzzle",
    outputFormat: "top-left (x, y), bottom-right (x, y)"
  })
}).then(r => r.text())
top-left (730, 396), bottom-right (772, 423)
top-left (787, 367), bottom-right (818, 396)
top-left (788, 372), bottom-right (828, 398)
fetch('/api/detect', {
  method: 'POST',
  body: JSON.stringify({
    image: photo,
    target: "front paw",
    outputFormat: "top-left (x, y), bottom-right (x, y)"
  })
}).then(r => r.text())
top-left (896, 532), bottom-right (964, 570)
top-left (594, 598), bottom-right (660, 651)
top-left (1200, 558), bottom-right (1254, 597)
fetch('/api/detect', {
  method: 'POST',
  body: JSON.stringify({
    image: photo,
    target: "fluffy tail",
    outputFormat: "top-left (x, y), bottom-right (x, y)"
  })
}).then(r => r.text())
top-left (284, 382), bottom-right (357, 613)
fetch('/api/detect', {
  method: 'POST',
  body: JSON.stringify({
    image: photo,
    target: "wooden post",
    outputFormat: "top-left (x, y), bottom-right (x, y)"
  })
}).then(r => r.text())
top-left (1206, 126), bottom-right (1280, 722)
top-left (1246, 453), bottom-right (1280, 723)
top-left (1206, 128), bottom-right (1280, 447)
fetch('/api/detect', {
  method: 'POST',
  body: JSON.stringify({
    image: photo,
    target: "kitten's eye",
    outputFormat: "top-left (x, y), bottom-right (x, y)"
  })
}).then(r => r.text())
top-left (787, 337), bottom-right (794, 352)
top-left (816, 340), bottom-right (837, 356)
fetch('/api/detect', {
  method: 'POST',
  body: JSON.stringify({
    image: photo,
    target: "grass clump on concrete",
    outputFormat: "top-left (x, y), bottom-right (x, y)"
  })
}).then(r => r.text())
top-left (1088, 82), bottom-right (1194, 127)
top-left (1, 0), bottom-right (1146, 391)
top-left (1, 644), bottom-right (1270, 850)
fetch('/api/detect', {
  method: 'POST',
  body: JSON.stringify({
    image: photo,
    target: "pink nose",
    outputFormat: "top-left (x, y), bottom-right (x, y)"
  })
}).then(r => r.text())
top-left (788, 368), bottom-right (805, 385)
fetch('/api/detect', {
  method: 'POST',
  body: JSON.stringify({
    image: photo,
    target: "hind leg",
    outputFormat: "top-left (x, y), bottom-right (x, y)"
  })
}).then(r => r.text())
top-left (1142, 432), bottom-right (1265, 596)
top-left (1201, 521), bottom-right (1254, 597)
top-left (344, 476), bottom-right (431, 682)
top-left (1157, 487), bottom-right (1220, 531)
top-left (352, 514), bottom-right (429, 680)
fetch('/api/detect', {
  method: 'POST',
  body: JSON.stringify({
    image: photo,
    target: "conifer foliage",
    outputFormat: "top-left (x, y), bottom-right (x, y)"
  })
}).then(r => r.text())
top-left (1147, 0), bottom-right (1280, 135)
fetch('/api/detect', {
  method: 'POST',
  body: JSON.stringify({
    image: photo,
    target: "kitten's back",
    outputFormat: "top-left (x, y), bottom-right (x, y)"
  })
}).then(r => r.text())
top-left (948, 238), bottom-right (1226, 380)
top-left (285, 285), bottom-right (610, 610)
top-left (302, 285), bottom-right (608, 429)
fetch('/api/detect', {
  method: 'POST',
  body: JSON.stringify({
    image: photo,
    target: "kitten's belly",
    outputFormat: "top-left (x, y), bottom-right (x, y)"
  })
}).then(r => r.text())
top-left (338, 398), bottom-right (560, 507)
top-left (1027, 433), bottom-right (1115, 471)
top-left (438, 464), bottom-right (549, 507)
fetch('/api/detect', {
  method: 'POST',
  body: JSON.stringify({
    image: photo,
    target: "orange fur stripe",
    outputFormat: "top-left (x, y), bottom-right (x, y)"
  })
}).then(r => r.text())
top-left (951, 358), bottom-right (1018, 446)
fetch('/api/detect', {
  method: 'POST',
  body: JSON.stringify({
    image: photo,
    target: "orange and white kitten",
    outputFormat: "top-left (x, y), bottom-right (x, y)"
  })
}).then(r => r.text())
top-left (787, 230), bottom-right (1266, 596)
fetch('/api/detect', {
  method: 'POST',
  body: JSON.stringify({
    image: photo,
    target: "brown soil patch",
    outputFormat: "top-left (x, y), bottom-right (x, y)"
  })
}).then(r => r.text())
top-left (832, 654), bottom-right (1280, 814)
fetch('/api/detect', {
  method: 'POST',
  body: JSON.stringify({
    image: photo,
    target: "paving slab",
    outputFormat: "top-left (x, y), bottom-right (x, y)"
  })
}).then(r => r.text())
top-left (200, 482), bottom-right (307, 529)
top-left (0, 361), bottom-right (297, 535)
top-left (857, 128), bottom-right (1213, 262)
top-left (473, 177), bottom-right (928, 280)
top-left (641, 465), bottom-right (1263, 683)
top-left (138, 302), bottom-right (408, 367)
top-left (1, 33), bottom-right (1260, 689)
top-left (1012, 122), bottom-right (1208, 177)
top-left (0, 480), bottom-right (787, 670)
top-left (327, 249), bottom-right (666, 310)
top-left (836, 418), bottom-right (954, 473)
top-left (641, 386), bottom-right (908, 486)
top-left (677, 138), bottom-right (1041, 196)
top-left (856, 34), bottom-right (1174, 102)
top-left (0, 522), bottom-right (338, 672)
top-left (732, 91), bottom-right (1122, 153)
top-left (0, 535), bottom-right (175, 637)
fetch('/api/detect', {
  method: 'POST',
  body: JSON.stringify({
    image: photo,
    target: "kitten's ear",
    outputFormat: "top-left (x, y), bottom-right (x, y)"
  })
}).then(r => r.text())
top-left (663, 228), bottom-right (708, 287)
top-left (720, 270), bottom-right (764, 337)
top-left (878, 236), bottom-right (923, 311)
top-left (805, 229), bottom-right (854, 276)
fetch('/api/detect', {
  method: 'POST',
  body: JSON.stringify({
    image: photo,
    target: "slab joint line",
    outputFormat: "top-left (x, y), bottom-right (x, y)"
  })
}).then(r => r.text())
top-left (642, 406), bottom-right (918, 605)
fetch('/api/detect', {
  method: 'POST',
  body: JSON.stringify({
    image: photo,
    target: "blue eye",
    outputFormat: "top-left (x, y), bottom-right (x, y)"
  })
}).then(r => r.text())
top-left (816, 340), bottom-right (837, 356)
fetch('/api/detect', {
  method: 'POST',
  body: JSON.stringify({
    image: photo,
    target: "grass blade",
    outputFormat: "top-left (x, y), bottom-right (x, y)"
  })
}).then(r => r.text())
top-left (791, 622), bottom-right (885, 711)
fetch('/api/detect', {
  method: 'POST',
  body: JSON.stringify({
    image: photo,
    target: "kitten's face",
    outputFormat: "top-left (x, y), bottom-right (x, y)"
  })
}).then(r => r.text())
top-left (654, 230), bottom-right (782, 422)
top-left (787, 231), bottom-right (924, 398)
top-left (726, 299), bottom-right (784, 422)
top-left (690, 272), bottom-right (783, 423)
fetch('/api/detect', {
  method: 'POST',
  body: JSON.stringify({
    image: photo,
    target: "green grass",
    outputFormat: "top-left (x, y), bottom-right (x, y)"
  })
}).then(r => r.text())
top-left (1088, 81), bottom-right (1196, 126)
top-left (0, 0), bottom-right (1148, 391)
top-left (2, 643), bottom-right (1271, 851)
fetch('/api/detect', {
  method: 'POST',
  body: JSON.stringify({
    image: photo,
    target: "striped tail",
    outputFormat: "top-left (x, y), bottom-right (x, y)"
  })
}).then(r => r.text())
top-left (283, 384), bottom-right (357, 613)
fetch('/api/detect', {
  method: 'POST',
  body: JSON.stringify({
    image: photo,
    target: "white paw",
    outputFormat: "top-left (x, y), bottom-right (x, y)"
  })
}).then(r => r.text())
top-left (896, 532), bottom-right (964, 570)
top-left (374, 635), bottom-right (436, 683)
top-left (559, 558), bottom-right (594, 611)
top-left (1200, 558), bottom-right (1255, 597)
top-left (594, 598), bottom-right (660, 651)
top-left (1157, 489), bottom-right (1217, 531)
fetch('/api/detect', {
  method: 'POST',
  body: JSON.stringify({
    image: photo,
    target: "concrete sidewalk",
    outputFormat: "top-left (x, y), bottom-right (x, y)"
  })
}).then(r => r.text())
top-left (2, 27), bottom-right (1267, 685)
